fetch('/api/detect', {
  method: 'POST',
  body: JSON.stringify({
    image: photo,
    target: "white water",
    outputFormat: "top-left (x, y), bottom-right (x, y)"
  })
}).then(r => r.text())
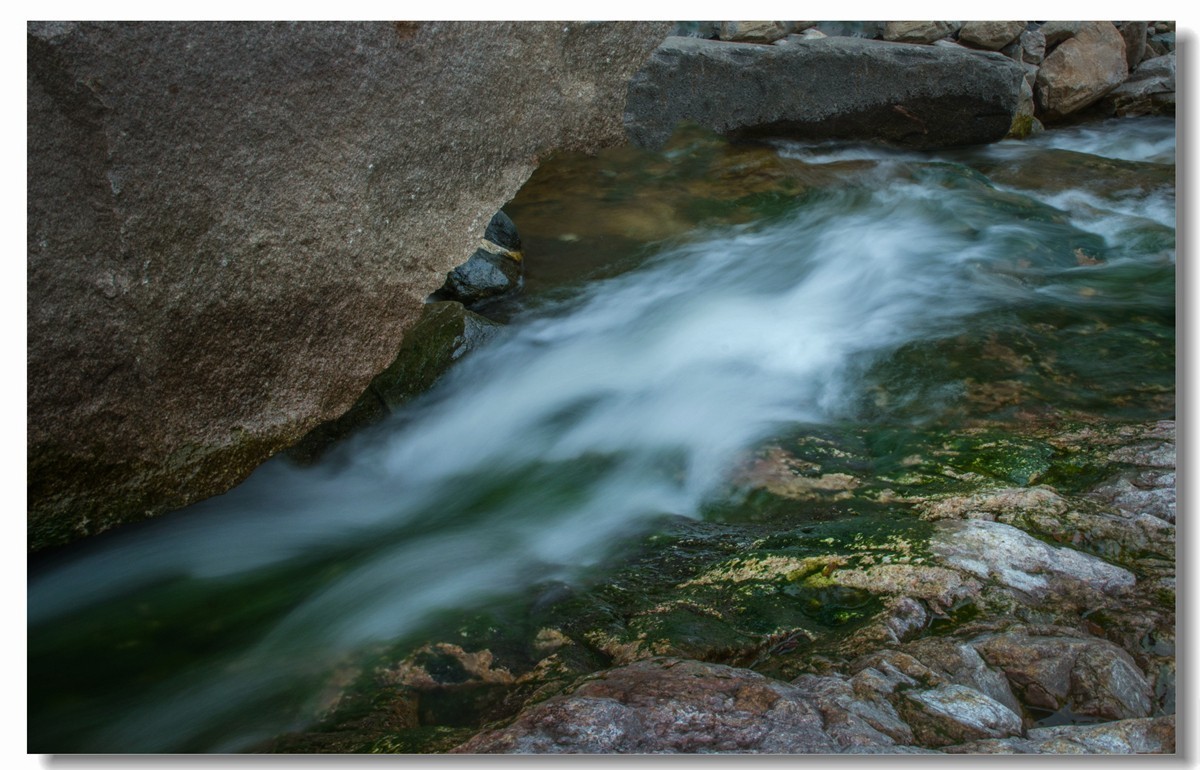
top-left (28, 118), bottom-right (1176, 752)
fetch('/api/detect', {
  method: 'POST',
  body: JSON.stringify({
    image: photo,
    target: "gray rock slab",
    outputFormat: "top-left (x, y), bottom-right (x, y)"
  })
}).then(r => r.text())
top-left (625, 36), bottom-right (1025, 151)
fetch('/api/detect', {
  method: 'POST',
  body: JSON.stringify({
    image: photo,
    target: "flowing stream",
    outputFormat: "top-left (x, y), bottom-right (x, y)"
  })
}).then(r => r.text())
top-left (28, 117), bottom-right (1175, 753)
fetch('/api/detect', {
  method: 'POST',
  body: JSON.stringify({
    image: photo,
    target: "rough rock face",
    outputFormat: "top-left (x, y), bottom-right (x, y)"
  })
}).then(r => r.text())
top-left (971, 628), bottom-right (1154, 721)
top-left (945, 716), bottom-right (1175, 754)
top-left (285, 301), bottom-right (502, 462)
top-left (958, 21), bottom-right (1025, 50)
top-left (928, 519), bottom-right (1136, 602)
top-left (719, 21), bottom-right (791, 43)
top-left (1100, 53), bottom-right (1176, 117)
top-left (882, 21), bottom-right (960, 44)
top-left (1118, 22), bottom-right (1148, 69)
top-left (1035, 21), bottom-right (1128, 120)
top-left (452, 658), bottom-right (856, 753)
top-left (624, 36), bottom-right (1025, 151)
top-left (896, 683), bottom-right (1023, 746)
top-left (27, 20), bottom-right (671, 550)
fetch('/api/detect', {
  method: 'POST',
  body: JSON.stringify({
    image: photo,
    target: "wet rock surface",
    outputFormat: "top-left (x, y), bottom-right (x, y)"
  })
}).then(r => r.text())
top-left (277, 418), bottom-right (1175, 755)
top-left (453, 658), bottom-right (847, 754)
top-left (433, 211), bottom-right (525, 307)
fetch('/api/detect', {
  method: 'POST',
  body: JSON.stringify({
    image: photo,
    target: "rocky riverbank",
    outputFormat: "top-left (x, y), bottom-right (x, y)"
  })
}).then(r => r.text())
top-left (628, 21), bottom-right (1175, 147)
top-left (265, 416), bottom-right (1174, 755)
top-left (27, 19), bottom-right (1175, 758)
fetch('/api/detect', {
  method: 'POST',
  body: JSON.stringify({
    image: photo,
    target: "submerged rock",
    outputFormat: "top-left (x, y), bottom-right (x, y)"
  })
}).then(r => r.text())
top-left (624, 36), bottom-right (1025, 151)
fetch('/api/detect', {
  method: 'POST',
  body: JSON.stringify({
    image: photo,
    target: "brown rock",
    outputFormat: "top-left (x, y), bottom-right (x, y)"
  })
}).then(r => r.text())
top-left (883, 21), bottom-right (961, 44)
top-left (790, 674), bottom-right (914, 747)
top-left (719, 21), bottom-right (791, 43)
top-left (928, 519), bottom-right (1136, 604)
top-left (1039, 21), bottom-right (1083, 47)
top-left (900, 637), bottom-right (1022, 716)
top-left (971, 628), bottom-right (1154, 720)
top-left (27, 21), bottom-right (671, 550)
top-left (451, 658), bottom-right (869, 753)
top-left (958, 21), bottom-right (1025, 50)
top-left (1035, 21), bottom-right (1128, 120)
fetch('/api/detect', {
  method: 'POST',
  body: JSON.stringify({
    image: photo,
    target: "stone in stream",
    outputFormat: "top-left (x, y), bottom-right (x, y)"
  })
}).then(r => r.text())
top-left (1147, 32), bottom-right (1174, 55)
top-left (1035, 21), bottom-right (1129, 120)
top-left (1020, 28), bottom-right (1046, 63)
top-left (892, 637), bottom-right (1023, 716)
top-left (451, 657), bottom-right (850, 753)
top-left (1038, 21), bottom-right (1084, 48)
top-left (433, 210), bottom-right (524, 306)
top-left (624, 36), bottom-right (1026, 151)
top-left (1008, 78), bottom-right (1042, 138)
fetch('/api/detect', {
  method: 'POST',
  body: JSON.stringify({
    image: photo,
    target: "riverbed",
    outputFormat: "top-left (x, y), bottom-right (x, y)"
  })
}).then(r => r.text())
top-left (29, 116), bottom-right (1175, 753)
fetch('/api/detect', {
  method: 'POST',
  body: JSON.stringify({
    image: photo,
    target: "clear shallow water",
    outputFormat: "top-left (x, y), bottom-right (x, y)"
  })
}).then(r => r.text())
top-left (28, 118), bottom-right (1175, 753)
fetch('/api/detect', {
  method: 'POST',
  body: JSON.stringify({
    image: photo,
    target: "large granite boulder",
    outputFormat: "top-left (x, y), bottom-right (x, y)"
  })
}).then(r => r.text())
top-left (1035, 21), bottom-right (1128, 120)
top-left (27, 20), bottom-right (671, 550)
top-left (624, 36), bottom-right (1026, 151)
